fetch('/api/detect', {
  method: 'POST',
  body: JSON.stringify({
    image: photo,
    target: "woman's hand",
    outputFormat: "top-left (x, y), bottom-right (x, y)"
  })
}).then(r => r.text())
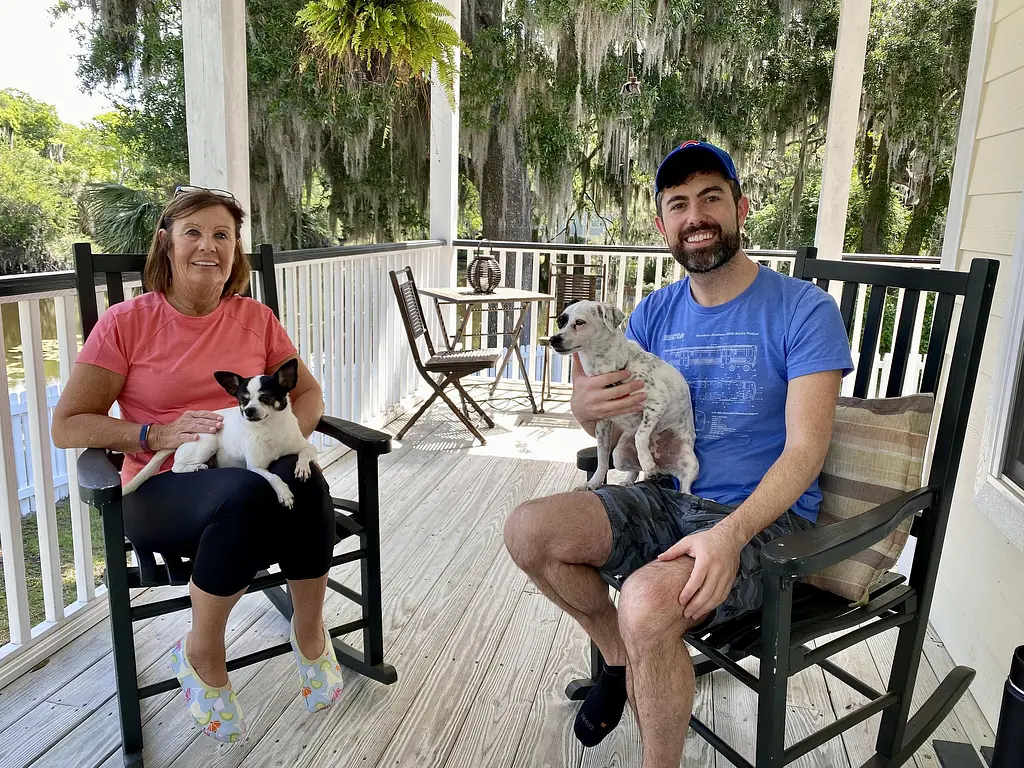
top-left (569, 353), bottom-right (646, 433)
top-left (149, 410), bottom-right (224, 450)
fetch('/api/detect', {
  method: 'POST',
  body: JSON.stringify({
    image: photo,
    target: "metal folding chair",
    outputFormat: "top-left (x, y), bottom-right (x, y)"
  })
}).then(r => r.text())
top-left (389, 267), bottom-right (501, 445)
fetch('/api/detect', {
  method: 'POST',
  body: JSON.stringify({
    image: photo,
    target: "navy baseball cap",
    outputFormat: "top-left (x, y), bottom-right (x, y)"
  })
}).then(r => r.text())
top-left (654, 140), bottom-right (739, 196)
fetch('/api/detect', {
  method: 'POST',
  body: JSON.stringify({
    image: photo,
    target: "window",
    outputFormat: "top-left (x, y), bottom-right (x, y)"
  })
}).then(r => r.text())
top-left (1004, 352), bottom-right (1024, 491)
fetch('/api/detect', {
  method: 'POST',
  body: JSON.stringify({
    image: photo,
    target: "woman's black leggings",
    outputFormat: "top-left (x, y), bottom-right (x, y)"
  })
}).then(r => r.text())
top-left (122, 455), bottom-right (335, 596)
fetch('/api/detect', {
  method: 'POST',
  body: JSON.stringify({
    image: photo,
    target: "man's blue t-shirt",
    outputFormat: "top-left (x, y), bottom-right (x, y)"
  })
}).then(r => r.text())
top-left (626, 264), bottom-right (854, 524)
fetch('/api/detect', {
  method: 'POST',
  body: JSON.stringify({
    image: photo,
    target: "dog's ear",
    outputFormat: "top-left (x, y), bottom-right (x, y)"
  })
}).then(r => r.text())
top-left (274, 358), bottom-right (300, 391)
top-left (214, 371), bottom-right (242, 397)
top-left (598, 302), bottom-right (626, 330)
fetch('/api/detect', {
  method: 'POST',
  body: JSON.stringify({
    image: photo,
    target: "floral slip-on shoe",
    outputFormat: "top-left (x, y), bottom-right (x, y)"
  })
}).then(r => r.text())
top-left (289, 621), bottom-right (345, 712)
top-left (168, 634), bottom-right (247, 744)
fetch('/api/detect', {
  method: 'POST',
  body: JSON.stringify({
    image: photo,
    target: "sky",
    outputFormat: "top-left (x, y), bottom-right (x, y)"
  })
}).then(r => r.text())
top-left (0, 1), bottom-right (115, 125)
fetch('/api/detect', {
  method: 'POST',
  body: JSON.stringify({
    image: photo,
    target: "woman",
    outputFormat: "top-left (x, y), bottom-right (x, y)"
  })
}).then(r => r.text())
top-left (52, 188), bottom-right (343, 744)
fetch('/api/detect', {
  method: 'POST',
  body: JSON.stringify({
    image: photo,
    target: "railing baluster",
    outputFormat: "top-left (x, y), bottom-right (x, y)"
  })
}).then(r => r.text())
top-left (633, 254), bottom-right (645, 309)
top-left (19, 299), bottom-right (63, 623)
top-left (332, 261), bottom-right (345, 425)
top-left (0, 307), bottom-right (31, 644)
top-left (529, 250), bottom-right (541, 384)
top-left (55, 295), bottom-right (94, 603)
top-left (310, 263), bottom-right (323, 451)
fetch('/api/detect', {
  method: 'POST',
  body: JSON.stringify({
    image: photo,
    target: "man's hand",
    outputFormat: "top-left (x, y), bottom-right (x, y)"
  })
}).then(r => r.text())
top-left (658, 525), bottom-right (746, 620)
top-left (569, 354), bottom-right (646, 434)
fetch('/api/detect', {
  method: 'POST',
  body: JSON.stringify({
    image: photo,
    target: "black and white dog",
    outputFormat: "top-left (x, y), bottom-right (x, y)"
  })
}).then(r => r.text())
top-left (122, 358), bottom-right (317, 507)
top-left (550, 300), bottom-right (699, 493)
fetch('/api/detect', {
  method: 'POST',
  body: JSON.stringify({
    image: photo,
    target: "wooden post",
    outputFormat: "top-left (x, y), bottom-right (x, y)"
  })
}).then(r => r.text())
top-left (814, 0), bottom-right (872, 262)
top-left (181, 0), bottom-right (252, 250)
top-left (429, 0), bottom-right (461, 291)
top-left (940, 0), bottom-right (994, 270)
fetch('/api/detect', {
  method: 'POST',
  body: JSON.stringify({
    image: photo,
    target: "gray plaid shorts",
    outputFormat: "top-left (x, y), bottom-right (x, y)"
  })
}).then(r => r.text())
top-left (591, 479), bottom-right (813, 629)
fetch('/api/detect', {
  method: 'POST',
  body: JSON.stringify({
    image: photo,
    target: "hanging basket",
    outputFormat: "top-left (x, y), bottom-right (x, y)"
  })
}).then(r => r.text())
top-left (467, 242), bottom-right (502, 294)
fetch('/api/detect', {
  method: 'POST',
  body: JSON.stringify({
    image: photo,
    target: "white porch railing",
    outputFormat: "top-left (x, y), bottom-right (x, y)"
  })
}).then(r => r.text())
top-left (0, 240), bottom-right (447, 680)
top-left (451, 240), bottom-right (940, 400)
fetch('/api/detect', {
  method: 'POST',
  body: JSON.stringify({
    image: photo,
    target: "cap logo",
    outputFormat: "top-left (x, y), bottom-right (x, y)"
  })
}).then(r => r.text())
top-left (679, 140), bottom-right (701, 149)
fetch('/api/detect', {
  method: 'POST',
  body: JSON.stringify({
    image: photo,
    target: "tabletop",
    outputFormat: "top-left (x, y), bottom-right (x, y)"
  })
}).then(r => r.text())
top-left (417, 286), bottom-right (555, 304)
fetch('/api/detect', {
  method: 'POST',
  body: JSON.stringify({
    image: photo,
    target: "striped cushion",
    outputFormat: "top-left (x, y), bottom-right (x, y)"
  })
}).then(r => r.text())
top-left (800, 394), bottom-right (934, 603)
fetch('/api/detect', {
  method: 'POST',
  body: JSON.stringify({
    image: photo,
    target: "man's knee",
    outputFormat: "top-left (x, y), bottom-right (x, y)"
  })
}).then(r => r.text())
top-left (503, 490), bottom-right (611, 571)
top-left (618, 560), bottom-right (697, 647)
top-left (503, 496), bottom-right (552, 571)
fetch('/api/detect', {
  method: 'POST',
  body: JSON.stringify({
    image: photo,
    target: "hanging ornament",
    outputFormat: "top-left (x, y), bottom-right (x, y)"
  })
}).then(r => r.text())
top-left (620, 0), bottom-right (642, 100)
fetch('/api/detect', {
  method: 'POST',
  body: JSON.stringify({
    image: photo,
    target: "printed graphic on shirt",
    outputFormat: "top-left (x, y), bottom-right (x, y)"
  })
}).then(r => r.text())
top-left (662, 330), bottom-right (765, 443)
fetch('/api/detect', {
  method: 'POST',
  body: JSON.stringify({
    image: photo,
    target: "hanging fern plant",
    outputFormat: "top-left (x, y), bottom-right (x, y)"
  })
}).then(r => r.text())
top-left (295, 0), bottom-right (464, 109)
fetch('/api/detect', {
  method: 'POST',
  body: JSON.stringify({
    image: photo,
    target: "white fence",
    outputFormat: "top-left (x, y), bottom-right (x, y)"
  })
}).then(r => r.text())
top-left (9, 386), bottom-right (70, 514)
top-left (0, 241), bottom-right (448, 675)
top-left (450, 241), bottom-right (939, 400)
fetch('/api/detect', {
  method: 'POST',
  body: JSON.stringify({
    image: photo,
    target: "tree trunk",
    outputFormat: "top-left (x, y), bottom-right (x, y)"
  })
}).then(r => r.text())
top-left (780, 108), bottom-right (810, 248)
top-left (860, 132), bottom-right (890, 254)
top-left (900, 173), bottom-right (933, 256)
top-left (480, 127), bottom-right (531, 241)
top-left (901, 173), bottom-right (950, 256)
top-left (470, 0), bottom-right (532, 243)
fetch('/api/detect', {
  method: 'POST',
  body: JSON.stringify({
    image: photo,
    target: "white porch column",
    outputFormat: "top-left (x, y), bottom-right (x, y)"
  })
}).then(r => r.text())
top-left (429, 0), bottom-right (461, 286)
top-left (181, 0), bottom-right (252, 250)
top-left (814, 0), bottom-right (872, 261)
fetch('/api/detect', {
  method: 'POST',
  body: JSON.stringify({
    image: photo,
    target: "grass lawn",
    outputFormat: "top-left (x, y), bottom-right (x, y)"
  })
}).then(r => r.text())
top-left (0, 499), bottom-right (106, 646)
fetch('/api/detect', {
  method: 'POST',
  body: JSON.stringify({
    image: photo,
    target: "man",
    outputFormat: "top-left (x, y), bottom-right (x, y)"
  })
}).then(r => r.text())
top-left (502, 141), bottom-right (854, 767)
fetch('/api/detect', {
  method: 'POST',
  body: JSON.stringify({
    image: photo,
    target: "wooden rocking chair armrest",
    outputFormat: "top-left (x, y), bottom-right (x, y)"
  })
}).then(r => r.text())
top-left (78, 448), bottom-right (124, 506)
top-left (760, 486), bottom-right (937, 578)
top-left (316, 415), bottom-right (392, 456)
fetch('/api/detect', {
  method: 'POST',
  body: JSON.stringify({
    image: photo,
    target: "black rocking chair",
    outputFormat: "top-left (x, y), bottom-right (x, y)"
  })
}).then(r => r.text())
top-left (570, 246), bottom-right (999, 767)
top-left (71, 242), bottom-right (398, 767)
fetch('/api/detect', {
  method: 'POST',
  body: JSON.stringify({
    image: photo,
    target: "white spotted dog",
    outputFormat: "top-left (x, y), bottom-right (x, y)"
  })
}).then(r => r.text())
top-left (549, 300), bottom-right (699, 493)
top-left (122, 358), bottom-right (318, 508)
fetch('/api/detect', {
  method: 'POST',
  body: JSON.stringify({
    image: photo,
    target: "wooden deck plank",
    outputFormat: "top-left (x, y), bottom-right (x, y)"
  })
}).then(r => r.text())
top-left (812, 633), bottom-right (923, 768)
top-left (252, 461), bottom-right (574, 768)
top-left (429, 592), bottom-right (562, 768)
top-left (866, 627), bottom-right (973, 765)
top-left (923, 625), bottom-right (996, 753)
top-left (510, 614), bottom-right (586, 768)
top-left (168, 460), bottom-right (571, 767)
top-left (0, 702), bottom-right (86, 767)
top-left (28, 593), bottom-right (273, 768)
top-left (0, 588), bottom-right (156, 733)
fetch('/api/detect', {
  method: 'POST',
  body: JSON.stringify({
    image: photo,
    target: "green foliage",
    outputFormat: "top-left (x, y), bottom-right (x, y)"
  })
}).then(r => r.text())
top-left (80, 182), bottom-right (162, 253)
top-left (296, 0), bottom-right (464, 109)
top-left (0, 142), bottom-right (77, 273)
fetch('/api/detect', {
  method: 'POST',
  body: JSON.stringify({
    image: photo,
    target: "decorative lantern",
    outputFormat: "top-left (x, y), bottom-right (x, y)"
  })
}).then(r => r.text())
top-left (467, 239), bottom-right (502, 294)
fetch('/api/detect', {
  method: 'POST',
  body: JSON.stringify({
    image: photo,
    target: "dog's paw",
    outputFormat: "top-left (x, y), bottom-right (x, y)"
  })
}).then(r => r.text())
top-left (640, 461), bottom-right (659, 478)
top-left (294, 461), bottom-right (311, 481)
top-left (275, 486), bottom-right (295, 508)
top-left (173, 462), bottom-right (207, 473)
top-left (577, 480), bottom-right (605, 492)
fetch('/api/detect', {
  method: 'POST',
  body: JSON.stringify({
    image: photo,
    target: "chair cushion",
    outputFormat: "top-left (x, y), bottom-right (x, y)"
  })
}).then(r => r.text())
top-left (800, 393), bottom-right (934, 604)
top-left (424, 348), bottom-right (501, 372)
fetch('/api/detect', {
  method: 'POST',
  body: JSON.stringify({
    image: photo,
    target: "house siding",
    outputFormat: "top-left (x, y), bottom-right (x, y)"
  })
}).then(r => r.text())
top-left (932, 0), bottom-right (1024, 729)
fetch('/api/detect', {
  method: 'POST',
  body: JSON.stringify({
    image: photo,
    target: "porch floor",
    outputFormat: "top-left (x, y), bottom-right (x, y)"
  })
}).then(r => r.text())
top-left (0, 382), bottom-right (995, 767)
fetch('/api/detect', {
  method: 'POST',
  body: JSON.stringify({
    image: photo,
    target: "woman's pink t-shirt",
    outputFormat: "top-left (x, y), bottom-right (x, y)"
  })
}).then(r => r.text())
top-left (76, 292), bottom-right (299, 486)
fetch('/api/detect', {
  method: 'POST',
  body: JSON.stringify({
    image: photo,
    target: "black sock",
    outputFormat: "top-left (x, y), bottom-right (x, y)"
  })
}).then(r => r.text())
top-left (574, 663), bottom-right (627, 747)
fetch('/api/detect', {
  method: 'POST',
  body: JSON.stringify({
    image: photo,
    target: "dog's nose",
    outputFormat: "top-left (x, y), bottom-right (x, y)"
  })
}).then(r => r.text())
top-left (243, 407), bottom-right (260, 419)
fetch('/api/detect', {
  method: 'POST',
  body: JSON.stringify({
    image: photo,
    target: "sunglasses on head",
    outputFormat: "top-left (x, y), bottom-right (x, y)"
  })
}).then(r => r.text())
top-left (173, 184), bottom-right (237, 201)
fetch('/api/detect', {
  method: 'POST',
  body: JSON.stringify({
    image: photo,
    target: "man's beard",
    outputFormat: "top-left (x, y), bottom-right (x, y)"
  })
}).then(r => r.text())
top-left (669, 221), bottom-right (741, 274)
